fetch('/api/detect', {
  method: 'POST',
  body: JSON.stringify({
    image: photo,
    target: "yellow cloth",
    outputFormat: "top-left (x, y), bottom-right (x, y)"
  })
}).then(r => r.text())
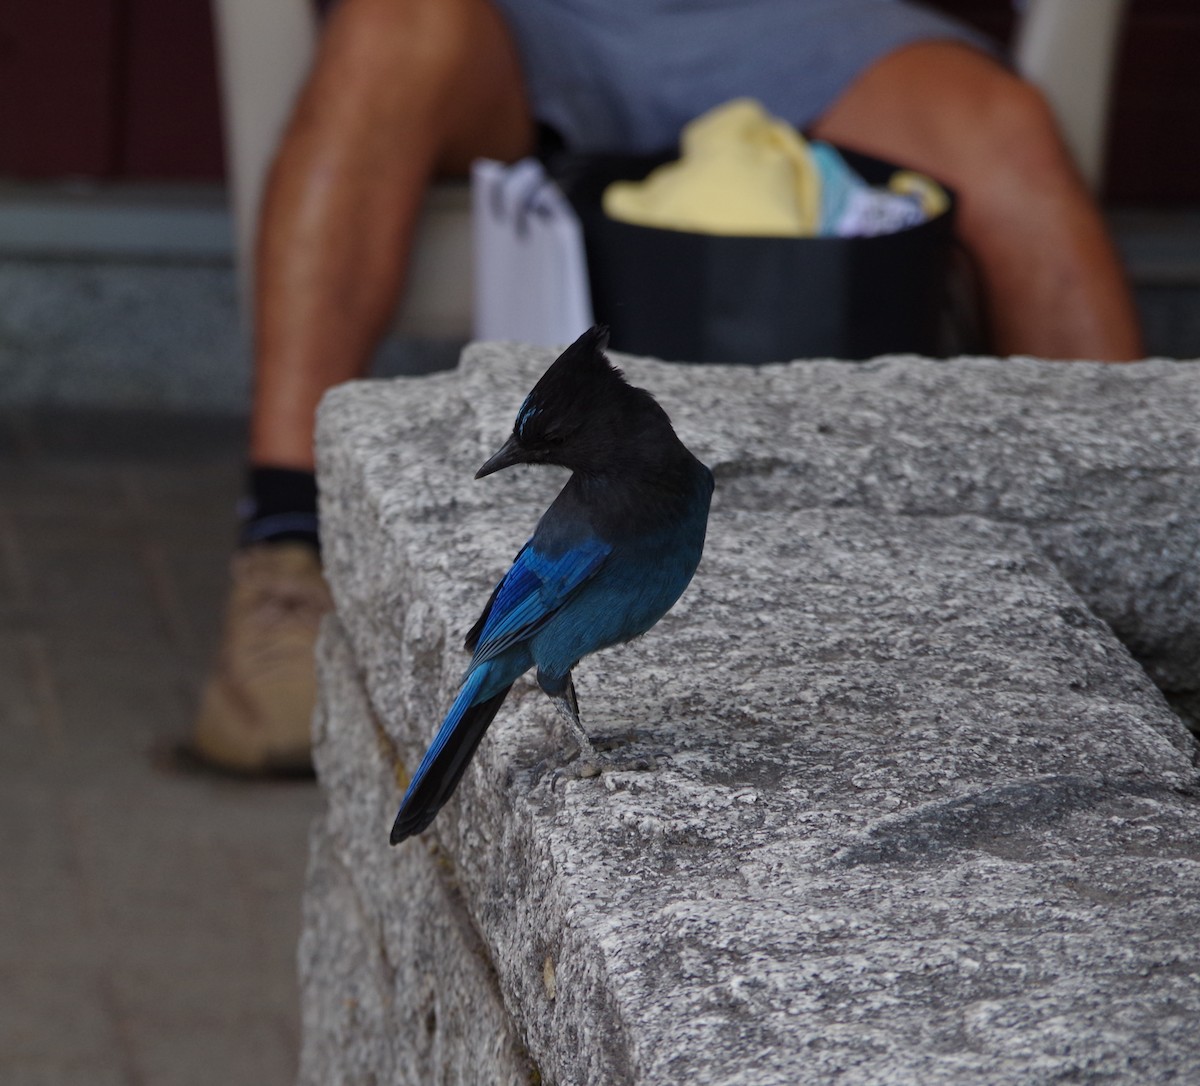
top-left (602, 99), bottom-right (822, 237)
top-left (889, 170), bottom-right (951, 218)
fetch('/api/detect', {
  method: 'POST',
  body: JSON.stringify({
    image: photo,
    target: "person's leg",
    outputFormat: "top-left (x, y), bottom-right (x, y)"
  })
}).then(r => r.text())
top-left (194, 0), bottom-right (533, 772)
top-left (810, 40), bottom-right (1142, 361)
top-left (252, 0), bottom-right (534, 471)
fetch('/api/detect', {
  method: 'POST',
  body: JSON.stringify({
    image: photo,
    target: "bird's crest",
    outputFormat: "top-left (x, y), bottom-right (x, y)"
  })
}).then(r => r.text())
top-left (515, 325), bottom-right (624, 442)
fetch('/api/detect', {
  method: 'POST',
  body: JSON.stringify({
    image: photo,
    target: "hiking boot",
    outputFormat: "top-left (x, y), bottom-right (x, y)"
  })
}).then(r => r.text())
top-left (191, 541), bottom-right (332, 774)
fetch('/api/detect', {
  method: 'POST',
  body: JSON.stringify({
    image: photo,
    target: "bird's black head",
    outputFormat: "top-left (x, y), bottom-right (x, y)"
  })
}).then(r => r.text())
top-left (476, 325), bottom-right (674, 479)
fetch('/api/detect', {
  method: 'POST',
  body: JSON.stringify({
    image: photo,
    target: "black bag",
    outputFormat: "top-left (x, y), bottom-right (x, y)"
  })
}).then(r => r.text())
top-left (547, 148), bottom-right (959, 364)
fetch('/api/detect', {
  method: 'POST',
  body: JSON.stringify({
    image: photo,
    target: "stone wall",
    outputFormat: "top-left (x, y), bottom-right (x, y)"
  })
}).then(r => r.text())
top-left (302, 345), bottom-right (1200, 1084)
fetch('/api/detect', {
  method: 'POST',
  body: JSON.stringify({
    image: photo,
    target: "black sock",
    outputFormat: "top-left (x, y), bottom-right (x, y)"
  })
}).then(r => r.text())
top-left (238, 467), bottom-right (320, 550)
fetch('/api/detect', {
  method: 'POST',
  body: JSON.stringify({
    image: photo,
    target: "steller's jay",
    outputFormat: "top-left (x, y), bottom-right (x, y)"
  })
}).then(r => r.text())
top-left (390, 325), bottom-right (714, 844)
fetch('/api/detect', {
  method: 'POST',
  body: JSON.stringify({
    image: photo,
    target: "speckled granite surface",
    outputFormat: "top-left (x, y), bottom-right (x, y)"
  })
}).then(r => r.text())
top-left (302, 344), bottom-right (1200, 1085)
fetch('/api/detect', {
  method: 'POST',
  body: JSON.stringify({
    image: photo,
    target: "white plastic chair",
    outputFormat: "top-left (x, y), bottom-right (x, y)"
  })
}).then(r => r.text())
top-left (211, 0), bottom-right (1129, 339)
top-left (1013, 0), bottom-right (1130, 191)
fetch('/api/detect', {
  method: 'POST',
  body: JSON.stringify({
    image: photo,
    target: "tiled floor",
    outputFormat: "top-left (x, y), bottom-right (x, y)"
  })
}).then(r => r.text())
top-left (0, 410), bottom-right (322, 1086)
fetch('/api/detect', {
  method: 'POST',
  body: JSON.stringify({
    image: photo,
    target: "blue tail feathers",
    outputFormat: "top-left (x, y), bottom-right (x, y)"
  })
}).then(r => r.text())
top-left (389, 669), bottom-right (514, 844)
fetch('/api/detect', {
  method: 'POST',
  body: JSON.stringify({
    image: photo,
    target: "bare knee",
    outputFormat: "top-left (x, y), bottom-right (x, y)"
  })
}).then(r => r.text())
top-left (301, 0), bottom-right (472, 114)
top-left (939, 64), bottom-right (1082, 213)
top-left (297, 0), bottom-right (531, 168)
top-left (815, 42), bottom-right (1082, 212)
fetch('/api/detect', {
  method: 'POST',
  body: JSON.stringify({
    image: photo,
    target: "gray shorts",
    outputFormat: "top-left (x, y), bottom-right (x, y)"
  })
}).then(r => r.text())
top-left (492, 0), bottom-right (996, 153)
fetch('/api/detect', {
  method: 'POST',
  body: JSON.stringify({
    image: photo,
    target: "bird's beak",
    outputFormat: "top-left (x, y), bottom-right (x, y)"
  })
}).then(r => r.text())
top-left (475, 434), bottom-right (525, 479)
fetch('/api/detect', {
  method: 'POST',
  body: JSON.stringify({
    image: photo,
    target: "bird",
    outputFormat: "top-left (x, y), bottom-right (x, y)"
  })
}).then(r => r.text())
top-left (389, 325), bottom-right (714, 844)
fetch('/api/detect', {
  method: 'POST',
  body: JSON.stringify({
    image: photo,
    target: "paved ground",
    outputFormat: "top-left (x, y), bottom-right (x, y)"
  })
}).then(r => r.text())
top-left (0, 410), bottom-right (322, 1086)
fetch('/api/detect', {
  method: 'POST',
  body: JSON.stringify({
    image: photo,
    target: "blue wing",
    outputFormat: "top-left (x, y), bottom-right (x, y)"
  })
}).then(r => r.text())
top-left (465, 535), bottom-right (612, 667)
top-left (392, 535), bottom-right (609, 844)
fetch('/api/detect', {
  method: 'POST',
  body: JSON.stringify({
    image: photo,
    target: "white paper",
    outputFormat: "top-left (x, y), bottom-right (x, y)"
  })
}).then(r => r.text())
top-left (471, 158), bottom-right (594, 346)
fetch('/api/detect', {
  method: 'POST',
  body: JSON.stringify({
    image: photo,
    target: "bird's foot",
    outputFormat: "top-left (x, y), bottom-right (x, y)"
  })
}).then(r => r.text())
top-left (551, 732), bottom-right (663, 789)
top-left (541, 676), bottom-right (663, 786)
top-left (547, 681), bottom-right (597, 760)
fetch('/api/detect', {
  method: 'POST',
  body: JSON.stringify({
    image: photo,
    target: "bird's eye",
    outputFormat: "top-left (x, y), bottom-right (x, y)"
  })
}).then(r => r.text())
top-left (544, 432), bottom-right (566, 447)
